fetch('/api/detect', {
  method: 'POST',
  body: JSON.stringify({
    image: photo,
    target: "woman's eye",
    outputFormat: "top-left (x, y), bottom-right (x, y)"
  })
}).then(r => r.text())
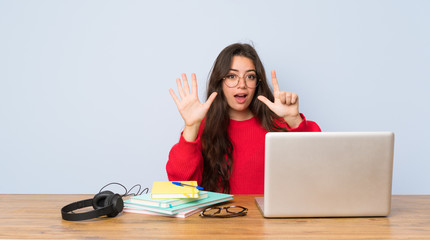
top-left (226, 75), bottom-right (236, 79)
top-left (247, 75), bottom-right (257, 80)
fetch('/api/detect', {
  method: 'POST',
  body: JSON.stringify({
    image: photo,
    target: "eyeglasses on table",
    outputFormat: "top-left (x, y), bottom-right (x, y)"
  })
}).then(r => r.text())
top-left (199, 205), bottom-right (248, 218)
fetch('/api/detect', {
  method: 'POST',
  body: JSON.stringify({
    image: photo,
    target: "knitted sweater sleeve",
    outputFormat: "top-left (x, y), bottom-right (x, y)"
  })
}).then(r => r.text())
top-left (280, 113), bottom-right (322, 132)
top-left (166, 128), bottom-right (204, 184)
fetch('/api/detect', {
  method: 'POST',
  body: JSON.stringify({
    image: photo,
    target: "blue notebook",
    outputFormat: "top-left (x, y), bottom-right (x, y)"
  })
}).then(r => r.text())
top-left (129, 191), bottom-right (209, 208)
top-left (124, 191), bottom-right (233, 215)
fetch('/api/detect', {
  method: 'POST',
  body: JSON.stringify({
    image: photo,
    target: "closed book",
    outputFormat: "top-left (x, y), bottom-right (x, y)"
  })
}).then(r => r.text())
top-left (124, 206), bottom-right (205, 218)
top-left (129, 192), bottom-right (209, 208)
top-left (124, 191), bottom-right (233, 215)
top-left (151, 181), bottom-right (200, 199)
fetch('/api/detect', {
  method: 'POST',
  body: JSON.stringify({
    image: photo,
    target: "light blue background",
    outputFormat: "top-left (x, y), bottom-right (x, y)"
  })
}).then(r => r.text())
top-left (1, 0), bottom-right (429, 194)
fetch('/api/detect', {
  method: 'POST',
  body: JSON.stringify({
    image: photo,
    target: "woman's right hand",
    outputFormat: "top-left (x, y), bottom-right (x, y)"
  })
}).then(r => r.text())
top-left (169, 73), bottom-right (217, 141)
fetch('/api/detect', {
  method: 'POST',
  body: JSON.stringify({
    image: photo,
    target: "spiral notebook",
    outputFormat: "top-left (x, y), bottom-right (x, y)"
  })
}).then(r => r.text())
top-left (129, 191), bottom-right (209, 208)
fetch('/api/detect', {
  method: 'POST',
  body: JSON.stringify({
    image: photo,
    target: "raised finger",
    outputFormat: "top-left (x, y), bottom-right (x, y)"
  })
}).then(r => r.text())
top-left (257, 95), bottom-right (276, 110)
top-left (271, 70), bottom-right (280, 97)
top-left (204, 92), bottom-right (218, 109)
top-left (169, 88), bottom-right (181, 108)
top-left (182, 73), bottom-right (191, 96)
top-left (176, 78), bottom-right (185, 100)
top-left (191, 73), bottom-right (198, 97)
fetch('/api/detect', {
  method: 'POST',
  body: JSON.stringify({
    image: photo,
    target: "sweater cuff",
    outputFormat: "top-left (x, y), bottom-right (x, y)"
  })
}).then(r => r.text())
top-left (178, 131), bottom-right (201, 149)
top-left (285, 113), bottom-right (308, 131)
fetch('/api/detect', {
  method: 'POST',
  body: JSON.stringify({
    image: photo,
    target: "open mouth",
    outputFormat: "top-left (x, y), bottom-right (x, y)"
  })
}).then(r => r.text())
top-left (234, 94), bottom-right (248, 103)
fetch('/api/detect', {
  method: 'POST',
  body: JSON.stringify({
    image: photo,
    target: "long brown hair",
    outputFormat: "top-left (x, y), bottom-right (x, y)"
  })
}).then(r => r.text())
top-left (201, 43), bottom-right (286, 193)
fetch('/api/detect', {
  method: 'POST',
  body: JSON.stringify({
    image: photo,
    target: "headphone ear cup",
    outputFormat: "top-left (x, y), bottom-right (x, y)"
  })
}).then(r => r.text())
top-left (92, 191), bottom-right (114, 210)
top-left (106, 194), bottom-right (124, 217)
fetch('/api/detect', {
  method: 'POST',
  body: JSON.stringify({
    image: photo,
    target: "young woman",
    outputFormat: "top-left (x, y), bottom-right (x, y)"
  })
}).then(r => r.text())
top-left (167, 43), bottom-right (321, 194)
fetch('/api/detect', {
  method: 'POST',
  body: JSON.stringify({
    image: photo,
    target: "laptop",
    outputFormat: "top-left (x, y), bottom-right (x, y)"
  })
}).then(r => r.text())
top-left (255, 132), bottom-right (395, 218)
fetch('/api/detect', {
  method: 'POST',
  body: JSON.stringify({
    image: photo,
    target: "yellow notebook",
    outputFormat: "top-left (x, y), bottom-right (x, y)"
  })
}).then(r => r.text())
top-left (151, 181), bottom-right (200, 199)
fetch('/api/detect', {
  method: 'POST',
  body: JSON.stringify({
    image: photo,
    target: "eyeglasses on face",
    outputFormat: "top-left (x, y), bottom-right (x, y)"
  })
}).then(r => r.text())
top-left (199, 205), bottom-right (248, 218)
top-left (223, 73), bottom-right (260, 89)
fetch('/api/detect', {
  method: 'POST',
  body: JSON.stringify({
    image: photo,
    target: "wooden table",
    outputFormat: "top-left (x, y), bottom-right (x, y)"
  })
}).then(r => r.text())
top-left (1, 194), bottom-right (429, 239)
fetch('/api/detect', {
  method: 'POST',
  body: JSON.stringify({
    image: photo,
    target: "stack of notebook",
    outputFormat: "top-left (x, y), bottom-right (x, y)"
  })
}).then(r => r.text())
top-left (123, 181), bottom-right (233, 218)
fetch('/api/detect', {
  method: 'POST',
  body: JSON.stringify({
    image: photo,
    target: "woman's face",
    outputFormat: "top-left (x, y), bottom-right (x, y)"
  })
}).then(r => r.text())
top-left (222, 56), bottom-right (257, 121)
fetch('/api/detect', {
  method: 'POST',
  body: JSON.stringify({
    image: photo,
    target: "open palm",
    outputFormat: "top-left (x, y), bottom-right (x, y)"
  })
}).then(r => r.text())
top-left (169, 73), bottom-right (217, 128)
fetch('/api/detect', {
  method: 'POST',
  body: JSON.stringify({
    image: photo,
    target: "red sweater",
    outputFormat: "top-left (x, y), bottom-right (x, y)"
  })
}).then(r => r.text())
top-left (166, 113), bottom-right (321, 194)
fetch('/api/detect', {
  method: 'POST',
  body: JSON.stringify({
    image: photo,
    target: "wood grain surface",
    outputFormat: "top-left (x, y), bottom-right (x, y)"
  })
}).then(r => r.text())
top-left (1, 194), bottom-right (429, 239)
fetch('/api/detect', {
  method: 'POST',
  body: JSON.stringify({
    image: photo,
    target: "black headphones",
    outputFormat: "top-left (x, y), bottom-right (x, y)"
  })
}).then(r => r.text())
top-left (61, 190), bottom-right (124, 221)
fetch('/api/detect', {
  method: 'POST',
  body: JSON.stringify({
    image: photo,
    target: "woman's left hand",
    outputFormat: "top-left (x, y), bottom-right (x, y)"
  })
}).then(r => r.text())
top-left (257, 70), bottom-right (303, 128)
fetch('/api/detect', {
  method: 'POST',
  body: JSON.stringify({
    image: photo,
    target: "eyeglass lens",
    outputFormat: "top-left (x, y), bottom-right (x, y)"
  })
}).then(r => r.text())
top-left (224, 73), bottom-right (258, 88)
top-left (203, 208), bottom-right (221, 216)
top-left (225, 206), bottom-right (246, 214)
